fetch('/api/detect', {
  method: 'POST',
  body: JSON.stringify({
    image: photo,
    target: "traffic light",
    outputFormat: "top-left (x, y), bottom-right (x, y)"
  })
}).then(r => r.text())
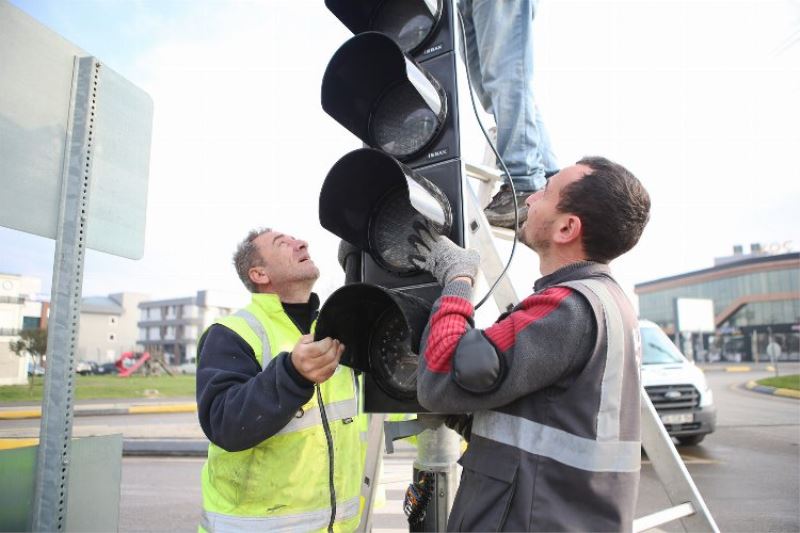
top-left (315, 283), bottom-right (432, 412)
top-left (318, 0), bottom-right (463, 412)
top-left (319, 148), bottom-right (454, 278)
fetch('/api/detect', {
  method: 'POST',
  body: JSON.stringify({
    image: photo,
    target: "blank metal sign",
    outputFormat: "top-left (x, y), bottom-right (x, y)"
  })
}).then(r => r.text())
top-left (0, 0), bottom-right (153, 260)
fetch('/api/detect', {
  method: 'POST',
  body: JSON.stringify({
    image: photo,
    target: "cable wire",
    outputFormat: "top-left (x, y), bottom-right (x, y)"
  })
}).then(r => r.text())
top-left (316, 384), bottom-right (336, 533)
top-left (456, 10), bottom-right (520, 310)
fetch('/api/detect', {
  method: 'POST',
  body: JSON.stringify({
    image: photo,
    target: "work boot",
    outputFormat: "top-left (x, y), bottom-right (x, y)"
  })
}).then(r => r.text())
top-left (484, 184), bottom-right (535, 229)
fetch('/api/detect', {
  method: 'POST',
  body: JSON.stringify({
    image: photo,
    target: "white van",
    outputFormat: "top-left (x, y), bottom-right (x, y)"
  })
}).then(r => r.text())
top-left (640, 320), bottom-right (716, 445)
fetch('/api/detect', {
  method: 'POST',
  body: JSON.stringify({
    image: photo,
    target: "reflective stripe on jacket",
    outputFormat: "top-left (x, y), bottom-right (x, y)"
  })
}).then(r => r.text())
top-left (200, 293), bottom-right (361, 532)
top-left (450, 277), bottom-right (642, 532)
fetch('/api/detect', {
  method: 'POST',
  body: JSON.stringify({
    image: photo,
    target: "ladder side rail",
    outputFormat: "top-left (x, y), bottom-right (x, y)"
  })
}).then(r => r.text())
top-left (357, 413), bottom-right (386, 533)
top-left (638, 388), bottom-right (720, 532)
top-left (463, 181), bottom-right (520, 311)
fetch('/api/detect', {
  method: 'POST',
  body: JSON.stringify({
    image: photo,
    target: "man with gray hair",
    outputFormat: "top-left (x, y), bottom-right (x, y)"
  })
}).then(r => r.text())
top-left (196, 228), bottom-right (363, 532)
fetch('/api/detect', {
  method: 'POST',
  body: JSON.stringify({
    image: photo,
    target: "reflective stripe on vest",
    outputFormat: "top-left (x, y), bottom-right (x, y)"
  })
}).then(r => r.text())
top-left (471, 278), bottom-right (640, 473)
top-left (568, 279), bottom-right (625, 441)
top-left (231, 308), bottom-right (358, 440)
top-left (233, 309), bottom-right (270, 361)
top-left (201, 496), bottom-right (360, 533)
top-left (276, 397), bottom-right (358, 436)
top-left (471, 411), bottom-right (640, 472)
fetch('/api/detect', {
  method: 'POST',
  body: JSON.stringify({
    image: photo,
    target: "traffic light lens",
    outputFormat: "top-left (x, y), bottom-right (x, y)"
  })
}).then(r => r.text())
top-left (369, 186), bottom-right (428, 273)
top-left (370, 305), bottom-right (418, 401)
top-left (372, 2), bottom-right (436, 53)
top-left (372, 83), bottom-right (440, 157)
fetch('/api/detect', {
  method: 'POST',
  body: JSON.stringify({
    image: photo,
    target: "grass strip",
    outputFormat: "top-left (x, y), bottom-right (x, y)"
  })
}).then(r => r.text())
top-left (757, 374), bottom-right (800, 391)
top-left (0, 374), bottom-right (196, 403)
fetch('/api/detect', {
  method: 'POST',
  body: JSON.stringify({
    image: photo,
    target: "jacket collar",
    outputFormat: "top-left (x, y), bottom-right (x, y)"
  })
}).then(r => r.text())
top-left (534, 261), bottom-right (613, 292)
top-left (250, 291), bottom-right (321, 315)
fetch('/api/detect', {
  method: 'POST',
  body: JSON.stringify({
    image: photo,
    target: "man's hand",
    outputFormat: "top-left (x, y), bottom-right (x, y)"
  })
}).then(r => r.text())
top-left (407, 221), bottom-right (480, 286)
top-left (290, 334), bottom-right (344, 384)
top-left (444, 414), bottom-right (472, 442)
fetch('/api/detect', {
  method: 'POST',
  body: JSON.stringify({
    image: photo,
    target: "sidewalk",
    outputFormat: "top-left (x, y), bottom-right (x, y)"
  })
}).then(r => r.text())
top-left (0, 398), bottom-right (206, 455)
top-left (4, 361), bottom-right (797, 455)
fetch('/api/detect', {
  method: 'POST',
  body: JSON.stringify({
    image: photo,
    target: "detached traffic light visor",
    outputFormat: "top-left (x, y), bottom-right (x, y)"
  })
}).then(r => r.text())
top-left (314, 283), bottom-right (431, 402)
top-left (322, 32), bottom-right (447, 159)
top-left (325, 0), bottom-right (443, 55)
top-left (319, 148), bottom-right (452, 274)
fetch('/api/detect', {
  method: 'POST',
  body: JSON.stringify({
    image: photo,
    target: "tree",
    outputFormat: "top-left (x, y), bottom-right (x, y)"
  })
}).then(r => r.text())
top-left (9, 328), bottom-right (48, 387)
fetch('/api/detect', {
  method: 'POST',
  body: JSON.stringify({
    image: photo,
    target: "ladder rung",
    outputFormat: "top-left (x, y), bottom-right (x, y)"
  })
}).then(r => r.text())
top-left (465, 162), bottom-right (502, 183)
top-left (491, 226), bottom-right (516, 241)
top-left (633, 502), bottom-right (695, 532)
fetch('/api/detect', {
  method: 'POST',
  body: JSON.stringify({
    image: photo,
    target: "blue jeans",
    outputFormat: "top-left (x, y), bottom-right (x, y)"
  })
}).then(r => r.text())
top-left (458, 0), bottom-right (558, 191)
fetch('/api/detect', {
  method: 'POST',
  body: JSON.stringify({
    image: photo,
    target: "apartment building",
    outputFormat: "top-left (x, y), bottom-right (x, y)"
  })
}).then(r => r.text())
top-left (138, 290), bottom-right (247, 365)
top-left (78, 292), bottom-right (150, 363)
top-left (0, 273), bottom-right (45, 385)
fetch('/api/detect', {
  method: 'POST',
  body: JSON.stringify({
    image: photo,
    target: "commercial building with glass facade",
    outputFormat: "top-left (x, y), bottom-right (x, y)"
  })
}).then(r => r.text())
top-left (635, 252), bottom-right (799, 362)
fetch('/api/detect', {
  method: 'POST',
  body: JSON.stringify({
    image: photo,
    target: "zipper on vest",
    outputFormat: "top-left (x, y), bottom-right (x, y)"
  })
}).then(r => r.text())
top-left (316, 384), bottom-right (336, 533)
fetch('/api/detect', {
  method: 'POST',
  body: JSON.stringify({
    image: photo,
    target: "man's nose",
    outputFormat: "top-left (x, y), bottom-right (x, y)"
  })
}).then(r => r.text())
top-left (295, 239), bottom-right (308, 251)
top-left (525, 190), bottom-right (541, 208)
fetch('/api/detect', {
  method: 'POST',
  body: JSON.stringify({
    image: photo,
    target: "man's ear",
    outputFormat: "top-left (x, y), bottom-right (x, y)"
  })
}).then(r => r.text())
top-left (248, 266), bottom-right (270, 288)
top-left (554, 214), bottom-right (582, 245)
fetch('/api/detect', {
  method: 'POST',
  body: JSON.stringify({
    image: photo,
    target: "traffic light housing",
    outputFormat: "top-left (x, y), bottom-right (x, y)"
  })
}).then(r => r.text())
top-left (319, 0), bottom-right (463, 412)
top-left (315, 283), bottom-right (431, 412)
top-left (319, 148), bottom-right (454, 276)
top-left (325, 0), bottom-right (455, 59)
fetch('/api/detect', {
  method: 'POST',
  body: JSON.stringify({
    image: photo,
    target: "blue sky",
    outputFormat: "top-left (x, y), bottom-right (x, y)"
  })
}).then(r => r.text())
top-left (2, 0), bottom-right (799, 319)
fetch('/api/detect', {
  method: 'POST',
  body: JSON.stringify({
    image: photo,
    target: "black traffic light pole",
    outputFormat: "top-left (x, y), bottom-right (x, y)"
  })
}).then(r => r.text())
top-left (319, 1), bottom-right (464, 530)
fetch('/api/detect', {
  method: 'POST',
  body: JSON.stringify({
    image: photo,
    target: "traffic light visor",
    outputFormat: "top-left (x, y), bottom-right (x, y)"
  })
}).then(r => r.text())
top-left (319, 148), bottom-right (453, 273)
top-left (321, 32), bottom-right (447, 159)
top-left (314, 283), bottom-right (431, 402)
top-left (325, 0), bottom-right (442, 55)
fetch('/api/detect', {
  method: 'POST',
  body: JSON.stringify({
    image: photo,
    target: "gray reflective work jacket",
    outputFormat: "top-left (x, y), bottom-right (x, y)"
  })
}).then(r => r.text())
top-left (417, 263), bottom-right (642, 532)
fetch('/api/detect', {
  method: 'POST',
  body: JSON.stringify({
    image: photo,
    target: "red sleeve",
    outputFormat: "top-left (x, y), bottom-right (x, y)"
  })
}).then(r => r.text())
top-left (424, 296), bottom-right (474, 373)
top-left (484, 287), bottom-right (573, 351)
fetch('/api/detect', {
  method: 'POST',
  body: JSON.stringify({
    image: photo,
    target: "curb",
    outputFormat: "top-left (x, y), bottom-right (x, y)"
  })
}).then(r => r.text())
top-left (724, 366), bottom-right (752, 373)
top-left (0, 403), bottom-right (196, 420)
top-left (123, 439), bottom-right (208, 456)
top-left (744, 380), bottom-right (800, 399)
top-left (697, 365), bottom-right (752, 373)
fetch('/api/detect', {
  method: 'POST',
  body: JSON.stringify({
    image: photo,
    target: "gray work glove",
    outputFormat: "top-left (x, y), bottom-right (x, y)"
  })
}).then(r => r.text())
top-left (407, 221), bottom-right (480, 286)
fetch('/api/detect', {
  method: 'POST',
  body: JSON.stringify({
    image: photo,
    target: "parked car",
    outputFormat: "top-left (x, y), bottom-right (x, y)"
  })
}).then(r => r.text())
top-left (76, 360), bottom-right (98, 375)
top-left (95, 362), bottom-right (119, 375)
top-left (640, 320), bottom-right (717, 446)
top-left (27, 362), bottom-right (45, 376)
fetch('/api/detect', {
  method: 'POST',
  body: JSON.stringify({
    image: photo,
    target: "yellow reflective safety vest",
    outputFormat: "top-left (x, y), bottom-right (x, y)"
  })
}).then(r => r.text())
top-left (200, 293), bottom-right (362, 532)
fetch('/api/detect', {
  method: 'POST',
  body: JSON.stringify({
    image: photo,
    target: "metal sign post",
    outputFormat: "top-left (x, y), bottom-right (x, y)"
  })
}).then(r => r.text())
top-left (31, 56), bottom-right (100, 531)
